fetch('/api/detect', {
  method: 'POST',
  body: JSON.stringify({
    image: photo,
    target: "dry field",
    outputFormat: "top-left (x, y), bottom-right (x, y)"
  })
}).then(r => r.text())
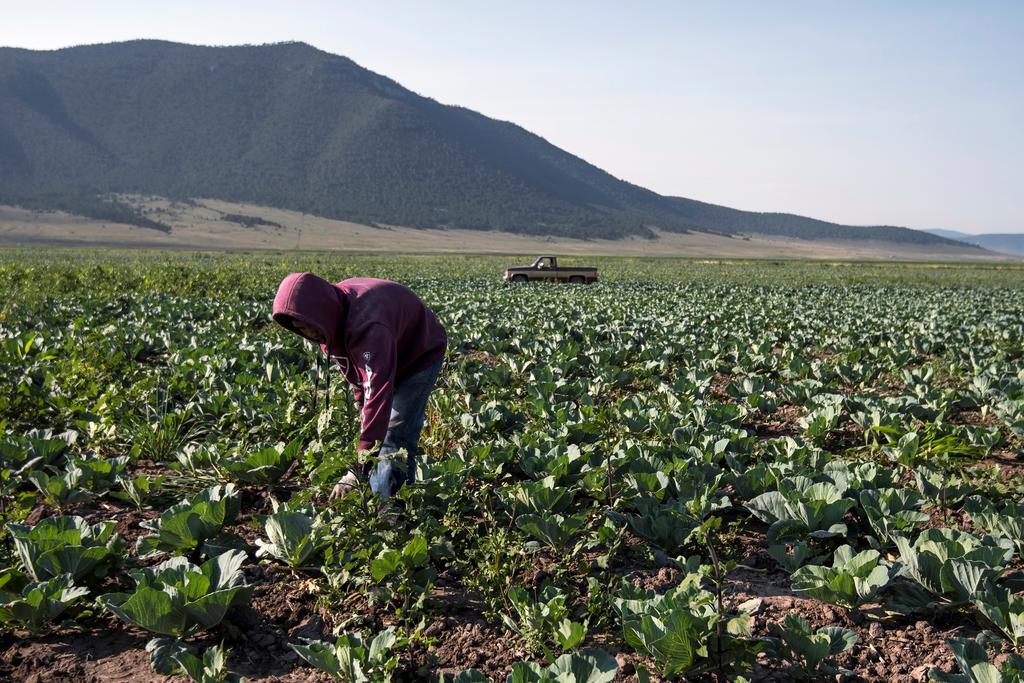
top-left (0, 197), bottom-right (1012, 261)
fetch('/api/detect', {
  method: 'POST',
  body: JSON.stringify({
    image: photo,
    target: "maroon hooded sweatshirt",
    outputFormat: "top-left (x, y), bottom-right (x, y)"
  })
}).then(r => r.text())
top-left (272, 273), bottom-right (446, 451)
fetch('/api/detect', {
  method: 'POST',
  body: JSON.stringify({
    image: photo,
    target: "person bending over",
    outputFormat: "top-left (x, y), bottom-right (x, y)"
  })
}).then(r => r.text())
top-left (272, 272), bottom-right (446, 499)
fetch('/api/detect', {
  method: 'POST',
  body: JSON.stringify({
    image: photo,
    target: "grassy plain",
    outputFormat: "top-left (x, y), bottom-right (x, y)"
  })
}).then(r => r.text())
top-left (0, 197), bottom-right (1014, 262)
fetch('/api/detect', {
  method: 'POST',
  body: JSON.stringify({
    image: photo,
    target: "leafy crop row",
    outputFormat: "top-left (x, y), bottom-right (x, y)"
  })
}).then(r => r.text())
top-left (0, 252), bottom-right (1022, 681)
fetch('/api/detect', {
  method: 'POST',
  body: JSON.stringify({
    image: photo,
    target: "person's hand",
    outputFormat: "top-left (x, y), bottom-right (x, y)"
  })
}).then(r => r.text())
top-left (329, 471), bottom-right (360, 501)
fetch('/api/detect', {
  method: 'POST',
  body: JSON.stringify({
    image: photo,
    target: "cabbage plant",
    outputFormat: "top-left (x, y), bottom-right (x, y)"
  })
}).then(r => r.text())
top-left (507, 648), bottom-right (618, 683)
top-left (8, 515), bottom-right (123, 582)
top-left (0, 570), bottom-right (89, 633)
top-left (790, 545), bottom-right (893, 609)
top-left (498, 476), bottom-right (574, 517)
top-left (255, 506), bottom-right (326, 567)
top-left (500, 585), bottom-right (585, 657)
top-left (147, 639), bottom-right (244, 683)
top-left (136, 484), bottom-right (241, 559)
top-left (974, 585), bottom-right (1024, 648)
top-left (516, 512), bottom-right (588, 551)
top-left (858, 488), bottom-right (929, 545)
top-left (766, 614), bottom-right (857, 677)
top-left (929, 636), bottom-right (1024, 683)
top-left (98, 550), bottom-right (251, 637)
top-left (27, 465), bottom-right (91, 508)
top-left (915, 466), bottom-right (973, 507)
top-left (606, 503), bottom-right (695, 554)
top-left (215, 439), bottom-right (301, 485)
top-left (291, 626), bottom-right (407, 682)
top-left (891, 528), bottom-right (1013, 611)
top-left (746, 476), bottom-right (856, 541)
top-left (67, 453), bottom-right (130, 494)
top-left (964, 496), bottom-right (1024, 553)
top-left (613, 572), bottom-right (755, 678)
top-left (798, 403), bottom-right (842, 446)
top-left (0, 430), bottom-right (73, 473)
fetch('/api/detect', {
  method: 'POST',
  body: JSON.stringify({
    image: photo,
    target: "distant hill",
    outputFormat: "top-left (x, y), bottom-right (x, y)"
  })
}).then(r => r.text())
top-left (0, 40), bottom-right (970, 247)
top-left (926, 229), bottom-right (973, 241)
top-left (923, 229), bottom-right (1024, 256)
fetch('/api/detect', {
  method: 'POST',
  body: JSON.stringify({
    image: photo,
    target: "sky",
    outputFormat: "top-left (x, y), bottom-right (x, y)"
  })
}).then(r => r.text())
top-left (3, 1), bottom-right (1022, 234)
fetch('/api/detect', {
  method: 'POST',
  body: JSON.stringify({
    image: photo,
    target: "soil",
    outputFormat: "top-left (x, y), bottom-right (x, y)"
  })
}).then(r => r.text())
top-left (464, 350), bottom-right (503, 368)
top-left (744, 404), bottom-right (803, 440)
top-left (724, 565), bottom-right (976, 683)
top-left (948, 411), bottom-right (1000, 429)
top-left (708, 373), bottom-right (732, 401)
top-left (2, 628), bottom-right (158, 683)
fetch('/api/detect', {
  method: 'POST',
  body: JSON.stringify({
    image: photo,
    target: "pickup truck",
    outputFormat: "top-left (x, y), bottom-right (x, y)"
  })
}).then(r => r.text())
top-left (504, 256), bottom-right (598, 284)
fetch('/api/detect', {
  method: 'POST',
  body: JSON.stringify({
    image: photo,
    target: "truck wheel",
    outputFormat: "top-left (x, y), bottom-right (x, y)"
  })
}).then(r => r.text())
top-left (511, 274), bottom-right (528, 283)
top-left (569, 276), bottom-right (585, 284)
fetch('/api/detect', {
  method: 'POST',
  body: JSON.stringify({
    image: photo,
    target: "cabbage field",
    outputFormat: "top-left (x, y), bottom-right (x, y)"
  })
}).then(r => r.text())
top-left (1, 251), bottom-right (1023, 683)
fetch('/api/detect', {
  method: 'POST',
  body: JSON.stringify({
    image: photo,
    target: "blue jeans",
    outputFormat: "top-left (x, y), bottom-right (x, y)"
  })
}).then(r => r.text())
top-left (368, 358), bottom-right (443, 499)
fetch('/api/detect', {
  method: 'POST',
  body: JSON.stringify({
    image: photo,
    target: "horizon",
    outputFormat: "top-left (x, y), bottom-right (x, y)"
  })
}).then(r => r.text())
top-left (2, 1), bottom-right (1022, 235)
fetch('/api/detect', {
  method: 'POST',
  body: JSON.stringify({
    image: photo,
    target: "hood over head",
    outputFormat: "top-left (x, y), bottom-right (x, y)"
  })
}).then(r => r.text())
top-left (272, 272), bottom-right (345, 352)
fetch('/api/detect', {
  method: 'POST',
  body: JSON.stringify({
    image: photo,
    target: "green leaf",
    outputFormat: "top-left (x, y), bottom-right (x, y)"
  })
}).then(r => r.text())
top-left (290, 639), bottom-right (342, 678)
top-left (554, 619), bottom-right (587, 651)
top-left (790, 545), bottom-right (891, 609)
top-left (516, 512), bottom-right (586, 550)
top-left (185, 588), bottom-right (249, 631)
top-left (506, 648), bottom-right (617, 683)
top-left (146, 637), bottom-right (193, 676)
top-left (370, 550), bottom-right (401, 582)
top-left (401, 535), bottom-right (429, 567)
top-left (368, 627), bottom-right (398, 663)
top-left (546, 648), bottom-right (618, 682)
top-left (101, 586), bottom-right (188, 637)
top-left (218, 439), bottom-right (301, 485)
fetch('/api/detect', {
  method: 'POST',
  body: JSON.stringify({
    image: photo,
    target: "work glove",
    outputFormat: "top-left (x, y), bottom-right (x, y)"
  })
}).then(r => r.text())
top-left (329, 470), bottom-right (360, 501)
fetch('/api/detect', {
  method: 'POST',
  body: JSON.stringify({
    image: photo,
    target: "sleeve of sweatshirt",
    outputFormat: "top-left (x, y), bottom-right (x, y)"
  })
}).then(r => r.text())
top-left (350, 325), bottom-right (397, 452)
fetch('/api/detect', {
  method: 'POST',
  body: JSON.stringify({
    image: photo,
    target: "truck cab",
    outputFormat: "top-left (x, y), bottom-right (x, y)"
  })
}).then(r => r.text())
top-left (533, 256), bottom-right (557, 271)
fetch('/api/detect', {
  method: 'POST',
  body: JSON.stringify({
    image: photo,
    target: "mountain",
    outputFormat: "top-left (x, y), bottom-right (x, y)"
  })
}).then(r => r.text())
top-left (925, 229), bottom-right (973, 241)
top-left (923, 229), bottom-right (1024, 256)
top-left (0, 40), bottom-right (970, 247)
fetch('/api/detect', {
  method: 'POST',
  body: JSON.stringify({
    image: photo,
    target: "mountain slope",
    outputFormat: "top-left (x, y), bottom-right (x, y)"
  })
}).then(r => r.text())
top-left (0, 40), bottom-right (967, 247)
top-left (924, 229), bottom-right (1024, 256)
